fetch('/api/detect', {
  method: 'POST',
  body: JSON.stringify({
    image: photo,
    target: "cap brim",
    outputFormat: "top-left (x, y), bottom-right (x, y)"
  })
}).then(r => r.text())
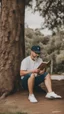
top-left (34, 51), bottom-right (40, 54)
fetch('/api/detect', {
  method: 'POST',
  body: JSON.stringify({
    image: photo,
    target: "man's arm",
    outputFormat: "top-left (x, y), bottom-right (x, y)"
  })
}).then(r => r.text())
top-left (20, 69), bottom-right (40, 76)
top-left (20, 70), bottom-right (33, 76)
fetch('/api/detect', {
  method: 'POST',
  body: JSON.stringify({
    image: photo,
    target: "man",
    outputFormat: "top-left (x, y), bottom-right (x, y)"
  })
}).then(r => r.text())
top-left (20, 45), bottom-right (61, 103)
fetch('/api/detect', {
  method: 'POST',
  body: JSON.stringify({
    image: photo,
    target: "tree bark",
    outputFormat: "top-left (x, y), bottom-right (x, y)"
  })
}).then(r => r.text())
top-left (0, 0), bottom-right (25, 96)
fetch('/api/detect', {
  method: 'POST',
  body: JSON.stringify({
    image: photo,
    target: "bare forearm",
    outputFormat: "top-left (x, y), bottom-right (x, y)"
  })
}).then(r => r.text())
top-left (20, 70), bottom-right (33, 76)
top-left (20, 68), bottom-right (40, 76)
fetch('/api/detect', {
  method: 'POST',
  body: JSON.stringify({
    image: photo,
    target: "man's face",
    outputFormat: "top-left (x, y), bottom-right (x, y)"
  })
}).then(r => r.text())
top-left (31, 51), bottom-right (40, 60)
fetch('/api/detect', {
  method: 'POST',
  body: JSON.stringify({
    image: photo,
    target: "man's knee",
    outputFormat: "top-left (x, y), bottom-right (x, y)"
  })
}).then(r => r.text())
top-left (28, 74), bottom-right (35, 82)
top-left (45, 73), bottom-right (51, 79)
top-left (31, 73), bottom-right (36, 78)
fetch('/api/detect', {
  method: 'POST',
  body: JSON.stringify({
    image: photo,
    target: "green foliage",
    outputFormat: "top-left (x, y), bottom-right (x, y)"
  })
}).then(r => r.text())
top-left (35, 0), bottom-right (64, 30)
top-left (25, 0), bottom-right (64, 30)
top-left (25, 28), bottom-right (64, 73)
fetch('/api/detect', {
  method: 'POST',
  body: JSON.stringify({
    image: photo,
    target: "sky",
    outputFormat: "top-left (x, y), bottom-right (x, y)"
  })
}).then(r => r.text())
top-left (25, 7), bottom-right (52, 36)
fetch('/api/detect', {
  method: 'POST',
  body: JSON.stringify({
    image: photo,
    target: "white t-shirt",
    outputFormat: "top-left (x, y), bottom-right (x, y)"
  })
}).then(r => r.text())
top-left (20, 56), bottom-right (43, 71)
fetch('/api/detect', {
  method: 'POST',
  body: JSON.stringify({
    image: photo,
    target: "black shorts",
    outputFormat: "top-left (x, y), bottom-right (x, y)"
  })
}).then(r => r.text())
top-left (21, 72), bottom-right (48, 90)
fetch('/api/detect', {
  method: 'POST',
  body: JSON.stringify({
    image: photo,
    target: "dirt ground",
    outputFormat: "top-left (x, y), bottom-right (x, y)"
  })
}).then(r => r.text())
top-left (0, 80), bottom-right (64, 114)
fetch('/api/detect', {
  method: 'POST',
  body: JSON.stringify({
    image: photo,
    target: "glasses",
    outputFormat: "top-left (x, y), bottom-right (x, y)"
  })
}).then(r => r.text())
top-left (35, 52), bottom-right (40, 55)
top-left (36, 54), bottom-right (40, 58)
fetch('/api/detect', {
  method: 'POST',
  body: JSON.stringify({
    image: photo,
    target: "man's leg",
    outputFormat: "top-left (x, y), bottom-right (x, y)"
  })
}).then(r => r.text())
top-left (28, 73), bottom-right (35, 94)
top-left (28, 73), bottom-right (38, 103)
top-left (44, 73), bottom-right (52, 93)
top-left (44, 73), bottom-right (61, 99)
top-left (34, 72), bottom-right (61, 99)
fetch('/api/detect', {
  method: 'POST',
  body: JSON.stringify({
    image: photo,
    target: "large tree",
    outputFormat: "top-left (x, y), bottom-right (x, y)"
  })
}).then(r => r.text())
top-left (0, 0), bottom-right (33, 98)
top-left (0, 0), bottom-right (26, 98)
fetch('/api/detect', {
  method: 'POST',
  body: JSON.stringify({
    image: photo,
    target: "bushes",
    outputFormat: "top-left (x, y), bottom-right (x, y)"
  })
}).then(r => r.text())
top-left (25, 28), bottom-right (64, 74)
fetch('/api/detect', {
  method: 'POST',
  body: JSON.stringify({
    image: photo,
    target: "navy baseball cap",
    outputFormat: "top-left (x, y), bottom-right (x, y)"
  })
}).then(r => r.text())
top-left (31, 45), bottom-right (41, 54)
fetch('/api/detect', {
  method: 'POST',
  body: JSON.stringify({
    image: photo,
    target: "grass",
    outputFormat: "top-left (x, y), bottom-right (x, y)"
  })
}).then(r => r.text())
top-left (0, 112), bottom-right (27, 114)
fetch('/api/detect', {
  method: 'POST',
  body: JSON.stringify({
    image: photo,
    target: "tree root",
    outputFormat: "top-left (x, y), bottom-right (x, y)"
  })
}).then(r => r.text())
top-left (0, 92), bottom-right (9, 100)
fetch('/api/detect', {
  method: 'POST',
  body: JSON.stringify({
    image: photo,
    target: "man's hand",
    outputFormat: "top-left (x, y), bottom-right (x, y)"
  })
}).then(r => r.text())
top-left (32, 69), bottom-right (40, 73)
top-left (38, 68), bottom-right (46, 75)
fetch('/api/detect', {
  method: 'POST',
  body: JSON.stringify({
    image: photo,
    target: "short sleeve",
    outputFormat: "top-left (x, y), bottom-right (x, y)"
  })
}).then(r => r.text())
top-left (20, 59), bottom-right (27, 70)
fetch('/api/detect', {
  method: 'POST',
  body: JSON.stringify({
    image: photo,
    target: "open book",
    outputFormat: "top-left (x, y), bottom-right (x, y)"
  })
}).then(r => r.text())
top-left (37, 61), bottom-right (51, 70)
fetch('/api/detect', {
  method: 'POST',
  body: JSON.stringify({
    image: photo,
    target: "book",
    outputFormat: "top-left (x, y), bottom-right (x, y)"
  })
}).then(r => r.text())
top-left (37, 61), bottom-right (51, 70)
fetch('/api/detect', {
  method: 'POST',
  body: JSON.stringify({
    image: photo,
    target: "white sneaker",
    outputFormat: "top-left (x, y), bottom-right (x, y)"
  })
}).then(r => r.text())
top-left (28, 94), bottom-right (38, 103)
top-left (45, 92), bottom-right (62, 99)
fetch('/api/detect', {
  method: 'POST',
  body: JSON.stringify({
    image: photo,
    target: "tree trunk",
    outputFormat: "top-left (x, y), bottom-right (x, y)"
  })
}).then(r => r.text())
top-left (0, 0), bottom-right (25, 96)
